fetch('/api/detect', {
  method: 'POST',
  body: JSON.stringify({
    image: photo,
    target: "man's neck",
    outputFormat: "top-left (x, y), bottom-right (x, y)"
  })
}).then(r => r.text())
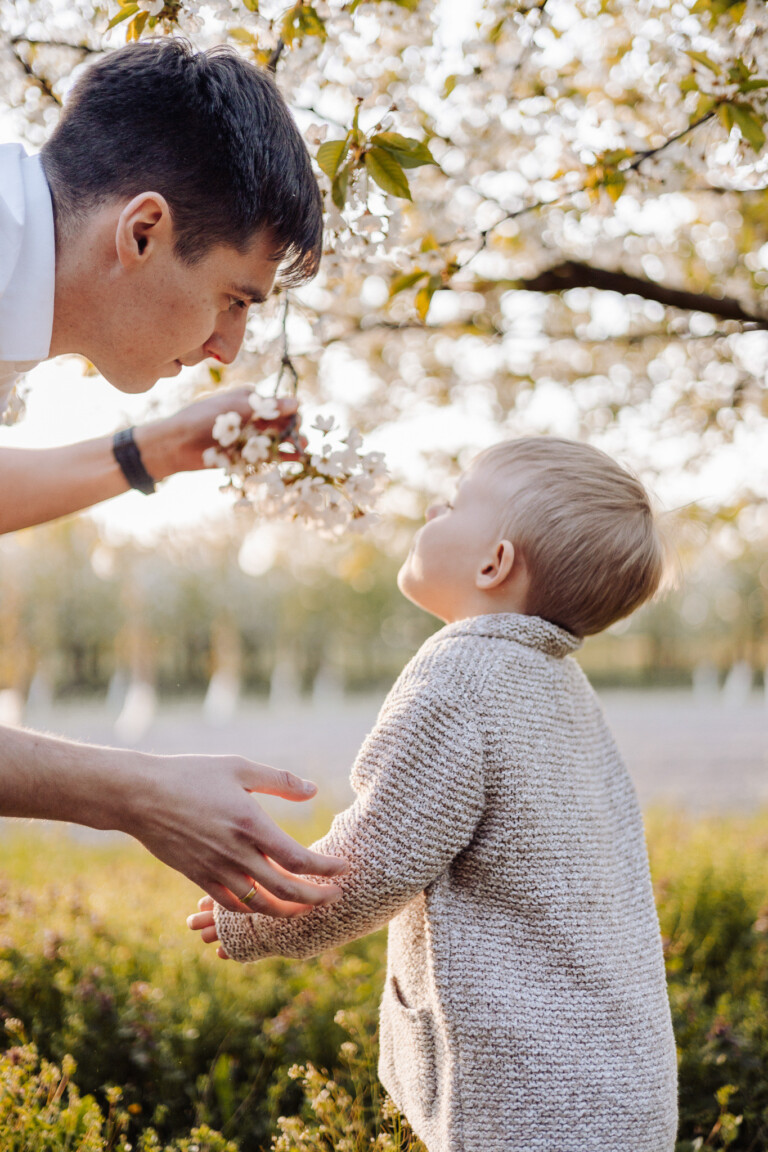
top-left (49, 209), bottom-right (116, 360)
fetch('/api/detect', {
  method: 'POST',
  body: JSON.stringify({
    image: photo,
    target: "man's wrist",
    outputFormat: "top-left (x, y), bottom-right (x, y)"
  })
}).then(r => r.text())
top-left (131, 419), bottom-right (178, 483)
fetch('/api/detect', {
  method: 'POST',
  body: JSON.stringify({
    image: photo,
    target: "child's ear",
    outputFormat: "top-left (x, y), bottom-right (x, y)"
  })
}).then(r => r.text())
top-left (476, 539), bottom-right (516, 590)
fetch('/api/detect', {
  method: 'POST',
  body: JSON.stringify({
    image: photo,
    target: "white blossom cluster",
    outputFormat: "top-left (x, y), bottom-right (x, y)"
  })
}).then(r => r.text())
top-left (2, 0), bottom-right (768, 491)
top-left (204, 393), bottom-right (387, 536)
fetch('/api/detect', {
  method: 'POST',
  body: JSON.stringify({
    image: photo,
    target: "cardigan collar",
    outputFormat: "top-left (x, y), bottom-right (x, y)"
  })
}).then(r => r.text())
top-left (436, 613), bottom-right (582, 659)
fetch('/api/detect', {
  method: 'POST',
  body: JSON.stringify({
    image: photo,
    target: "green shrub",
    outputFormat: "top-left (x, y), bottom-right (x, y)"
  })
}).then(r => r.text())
top-left (2, 816), bottom-right (768, 1150)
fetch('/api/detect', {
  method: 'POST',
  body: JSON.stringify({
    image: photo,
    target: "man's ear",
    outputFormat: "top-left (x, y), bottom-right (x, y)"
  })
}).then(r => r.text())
top-left (476, 539), bottom-right (516, 591)
top-left (115, 192), bottom-right (173, 268)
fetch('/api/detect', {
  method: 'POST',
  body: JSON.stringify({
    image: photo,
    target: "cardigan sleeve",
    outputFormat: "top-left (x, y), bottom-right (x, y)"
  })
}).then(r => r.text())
top-left (214, 687), bottom-right (485, 963)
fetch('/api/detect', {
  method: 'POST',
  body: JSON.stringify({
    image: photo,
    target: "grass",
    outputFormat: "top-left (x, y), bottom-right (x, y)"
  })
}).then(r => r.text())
top-left (1, 812), bottom-right (767, 1150)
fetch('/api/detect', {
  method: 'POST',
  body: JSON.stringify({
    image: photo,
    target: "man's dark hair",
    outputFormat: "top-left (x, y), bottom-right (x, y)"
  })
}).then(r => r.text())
top-left (41, 39), bottom-right (322, 285)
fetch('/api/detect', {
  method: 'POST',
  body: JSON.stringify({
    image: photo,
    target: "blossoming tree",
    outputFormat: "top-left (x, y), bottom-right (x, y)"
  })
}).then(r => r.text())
top-left (2, 0), bottom-right (768, 513)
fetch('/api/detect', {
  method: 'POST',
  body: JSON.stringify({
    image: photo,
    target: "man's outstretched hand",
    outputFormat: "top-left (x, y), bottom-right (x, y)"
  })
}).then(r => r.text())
top-left (117, 750), bottom-right (347, 915)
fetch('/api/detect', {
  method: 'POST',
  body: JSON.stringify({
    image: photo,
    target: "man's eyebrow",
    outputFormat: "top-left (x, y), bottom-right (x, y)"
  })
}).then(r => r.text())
top-left (231, 284), bottom-right (269, 305)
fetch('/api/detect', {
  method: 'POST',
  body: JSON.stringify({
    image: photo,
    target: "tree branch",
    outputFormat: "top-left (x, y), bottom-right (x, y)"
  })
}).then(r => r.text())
top-left (517, 261), bottom-right (768, 329)
top-left (8, 41), bottom-right (61, 105)
top-left (268, 37), bottom-right (286, 72)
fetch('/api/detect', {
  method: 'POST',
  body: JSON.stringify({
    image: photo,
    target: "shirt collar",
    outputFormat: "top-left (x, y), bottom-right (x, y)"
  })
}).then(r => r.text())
top-left (434, 613), bottom-right (582, 659)
top-left (0, 144), bottom-right (55, 363)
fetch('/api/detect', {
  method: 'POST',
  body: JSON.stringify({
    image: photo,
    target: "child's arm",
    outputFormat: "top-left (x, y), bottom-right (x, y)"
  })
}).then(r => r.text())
top-left (203, 691), bottom-right (484, 963)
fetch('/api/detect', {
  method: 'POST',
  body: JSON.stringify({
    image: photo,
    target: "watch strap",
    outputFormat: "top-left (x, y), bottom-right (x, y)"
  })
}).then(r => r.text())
top-left (112, 427), bottom-right (156, 496)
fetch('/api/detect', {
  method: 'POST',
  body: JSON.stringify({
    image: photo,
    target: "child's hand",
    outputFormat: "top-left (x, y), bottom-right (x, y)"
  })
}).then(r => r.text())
top-left (187, 884), bottom-right (318, 959)
top-left (187, 895), bottom-right (231, 960)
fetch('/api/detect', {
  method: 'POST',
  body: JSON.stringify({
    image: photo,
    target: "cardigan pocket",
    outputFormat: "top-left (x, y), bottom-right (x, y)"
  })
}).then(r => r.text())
top-left (382, 974), bottom-right (438, 1125)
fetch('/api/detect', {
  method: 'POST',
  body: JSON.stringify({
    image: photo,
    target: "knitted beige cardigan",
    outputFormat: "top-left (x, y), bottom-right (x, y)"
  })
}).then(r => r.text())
top-left (215, 614), bottom-right (678, 1152)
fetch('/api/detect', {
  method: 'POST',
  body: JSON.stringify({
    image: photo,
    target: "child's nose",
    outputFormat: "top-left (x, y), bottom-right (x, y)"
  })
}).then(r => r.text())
top-left (425, 504), bottom-right (442, 521)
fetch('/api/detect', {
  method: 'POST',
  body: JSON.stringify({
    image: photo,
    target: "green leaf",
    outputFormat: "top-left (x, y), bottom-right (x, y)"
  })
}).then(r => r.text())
top-left (415, 274), bottom-right (442, 321)
top-left (718, 102), bottom-right (736, 132)
top-left (695, 93), bottom-right (717, 118)
top-left (389, 270), bottom-right (428, 297)
top-left (106, 2), bottom-right (138, 29)
top-left (740, 78), bottom-right (768, 92)
top-left (370, 132), bottom-right (436, 169)
top-left (281, 3), bottom-right (327, 45)
top-left (364, 148), bottom-right (412, 199)
top-left (729, 103), bottom-right (766, 152)
top-left (316, 137), bottom-right (350, 180)
top-left (331, 162), bottom-right (352, 210)
top-left (243, 0), bottom-right (259, 9)
top-left (229, 26), bottom-right (257, 44)
top-left (299, 6), bottom-right (327, 40)
top-left (728, 57), bottom-right (751, 84)
top-left (126, 10), bottom-right (149, 39)
top-left (685, 50), bottom-right (720, 75)
top-left (604, 171), bottom-right (626, 203)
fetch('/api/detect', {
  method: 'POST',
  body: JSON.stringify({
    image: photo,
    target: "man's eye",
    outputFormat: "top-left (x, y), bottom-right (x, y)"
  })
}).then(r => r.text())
top-left (230, 298), bottom-right (248, 311)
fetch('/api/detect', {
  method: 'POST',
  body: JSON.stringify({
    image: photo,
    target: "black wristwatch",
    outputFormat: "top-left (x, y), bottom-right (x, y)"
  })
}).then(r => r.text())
top-left (112, 427), bottom-right (157, 495)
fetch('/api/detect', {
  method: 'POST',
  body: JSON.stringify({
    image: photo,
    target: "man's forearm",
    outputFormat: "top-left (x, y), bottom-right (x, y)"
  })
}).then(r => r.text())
top-left (0, 389), bottom-right (298, 535)
top-left (0, 724), bottom-right (130, 829)
top-left (0, 724), bottom-right (348, 911)
top-left (0, 439), bottom-right (130, 534)
top-left (0, 419), bottom-right (180, 535)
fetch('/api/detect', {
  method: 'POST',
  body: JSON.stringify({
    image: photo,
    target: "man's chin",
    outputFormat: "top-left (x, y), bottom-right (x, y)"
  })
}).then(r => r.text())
top-left (97, 361), bottom-right (182, 393)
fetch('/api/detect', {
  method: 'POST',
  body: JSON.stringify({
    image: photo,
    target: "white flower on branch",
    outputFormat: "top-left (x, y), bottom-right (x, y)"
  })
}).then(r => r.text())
top-left (249, 394), bottom-right (281, 421)
top-left (137, 0), bottom-right (164, 13)
top-left (242, 433), bottom-right (272, 464)
top-left (305, 123), bottom-right (328, 146)
top-left (211, 405), bottom-right (387, 538)
top-left (212, 411), bottom-right (242, 447)
top-left (202, 447), bottom-right (231, 469)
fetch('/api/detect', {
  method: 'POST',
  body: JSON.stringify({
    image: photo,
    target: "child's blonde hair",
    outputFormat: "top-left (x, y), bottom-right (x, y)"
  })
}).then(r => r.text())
top-left (473, 437), bottom-right (665, 638)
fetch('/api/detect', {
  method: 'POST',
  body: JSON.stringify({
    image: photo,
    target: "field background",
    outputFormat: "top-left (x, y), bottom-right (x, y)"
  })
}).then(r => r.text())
top-left (1, 688), bottom-right (768, 1151)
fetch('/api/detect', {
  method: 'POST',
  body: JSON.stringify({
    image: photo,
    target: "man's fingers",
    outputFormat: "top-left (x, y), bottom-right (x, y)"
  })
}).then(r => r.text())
top-left (205, 880), bottom-right (255, 914)
top-left (234, 808), bottom-right (348, 882)
top-left (239, 761), bottom-right (317, 801)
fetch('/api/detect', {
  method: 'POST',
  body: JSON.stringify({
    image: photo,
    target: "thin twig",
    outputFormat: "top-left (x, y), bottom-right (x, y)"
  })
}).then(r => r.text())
top-left (8, 42), bottom-right (62, 105)
top-left (267, 37), bottom-right (286, 72)
top-left (626, 111), bottom-right (716, 172)
top-left (509, 0), bottom-right (550, 84)
top-left (456, 111), bottom-right (718, 272)
top-left (274, 293), bottom-right (300, 394)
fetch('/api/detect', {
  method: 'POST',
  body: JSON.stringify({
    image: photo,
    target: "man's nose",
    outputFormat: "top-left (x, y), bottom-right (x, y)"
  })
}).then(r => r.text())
top-left (203, 308), bottom-right (249, 365)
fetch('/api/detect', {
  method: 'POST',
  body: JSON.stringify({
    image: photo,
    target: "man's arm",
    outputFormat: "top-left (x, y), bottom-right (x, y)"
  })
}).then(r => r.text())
top-left (0, 388), bottom-right (294, 535)
top-left (0, 723), bottom-right (346, 914)
top-left (201, 693), bottom-right (485, 962)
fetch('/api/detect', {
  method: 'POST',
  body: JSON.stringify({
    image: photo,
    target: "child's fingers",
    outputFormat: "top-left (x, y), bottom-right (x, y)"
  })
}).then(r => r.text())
top-left (187, 909), bottom-right (216, 931)
top-left (217, 946), bottom-right (230, 960)
top-left (198, 895), bottom-right (214, 912)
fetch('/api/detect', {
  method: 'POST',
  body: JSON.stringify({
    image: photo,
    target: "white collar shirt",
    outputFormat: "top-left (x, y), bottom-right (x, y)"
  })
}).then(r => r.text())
top-left (0, 143), bottom-right (56, 420)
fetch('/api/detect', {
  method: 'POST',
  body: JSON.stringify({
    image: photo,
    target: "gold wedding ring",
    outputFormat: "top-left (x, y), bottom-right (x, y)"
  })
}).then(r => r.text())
top-left (241, 883), bottom-right (259, 905)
